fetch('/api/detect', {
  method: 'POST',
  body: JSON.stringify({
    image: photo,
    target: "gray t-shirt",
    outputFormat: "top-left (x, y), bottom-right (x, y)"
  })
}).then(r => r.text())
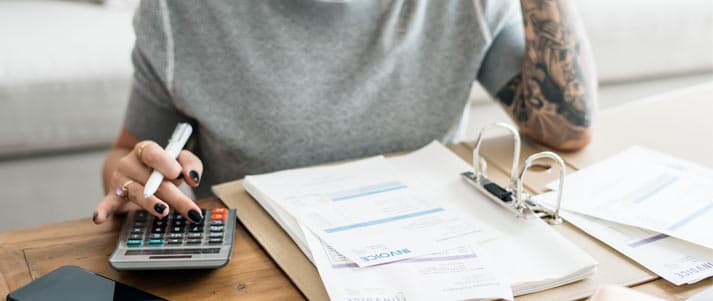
top-left (124, 0), bottom-right (524, 197)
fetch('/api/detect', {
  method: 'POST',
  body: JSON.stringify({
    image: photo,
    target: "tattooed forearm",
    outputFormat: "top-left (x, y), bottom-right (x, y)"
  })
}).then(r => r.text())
top-left (497, 0), bottom-right (597, 151)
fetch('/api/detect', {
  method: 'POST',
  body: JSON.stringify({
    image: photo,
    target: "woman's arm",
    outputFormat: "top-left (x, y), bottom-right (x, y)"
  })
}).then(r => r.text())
top-left (497, 0), bottom-right (597, 151)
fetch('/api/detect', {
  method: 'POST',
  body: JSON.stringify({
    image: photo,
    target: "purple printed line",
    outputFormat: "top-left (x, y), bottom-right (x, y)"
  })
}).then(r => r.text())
top-left (403, 254), bottom-right (478, 263)
top-left (628, 233), bottom-right (669, 248)
top-left (332, 262), bottom-right (359, 269)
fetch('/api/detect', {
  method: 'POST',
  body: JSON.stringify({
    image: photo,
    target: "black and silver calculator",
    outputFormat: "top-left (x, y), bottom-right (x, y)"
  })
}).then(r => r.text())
top-left (109, 208), bottom-right (236, 270)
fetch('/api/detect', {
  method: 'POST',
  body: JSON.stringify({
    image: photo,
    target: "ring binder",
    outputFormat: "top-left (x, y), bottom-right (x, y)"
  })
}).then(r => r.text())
top-left (461, 122), bottom-right (565, 225)
top-left (517, 152), bottom-right (565, 225)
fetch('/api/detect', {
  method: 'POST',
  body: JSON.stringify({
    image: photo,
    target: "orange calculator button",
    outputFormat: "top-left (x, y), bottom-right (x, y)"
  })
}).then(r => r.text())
top-left (211, 213), bottom-right (226, 220)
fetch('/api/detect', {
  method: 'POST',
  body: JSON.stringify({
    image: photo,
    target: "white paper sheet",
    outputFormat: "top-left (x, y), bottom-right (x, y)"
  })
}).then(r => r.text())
top-left (304, 224), bottom-right (514, 301)
top-left (245, 156), bottom-right (499, 267)
top-left (386, 142), bottom-right (597, 295)
top-left (543, 145), bottom-right (713, 250)
top-left (534, 193), bottom-right (713, 285)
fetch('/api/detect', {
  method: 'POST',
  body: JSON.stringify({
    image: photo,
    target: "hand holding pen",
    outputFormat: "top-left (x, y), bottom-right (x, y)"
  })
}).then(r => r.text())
top-left (93, 123), bottom-right (205, 224)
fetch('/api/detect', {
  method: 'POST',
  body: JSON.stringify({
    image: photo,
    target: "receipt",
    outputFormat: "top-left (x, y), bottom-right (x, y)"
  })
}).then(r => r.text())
top-left (303, 225), bottom-right (513, 301)
top-left (245, 156), bottom-right (498, 267)
top-left (543, 146), bottom-right (713, 250)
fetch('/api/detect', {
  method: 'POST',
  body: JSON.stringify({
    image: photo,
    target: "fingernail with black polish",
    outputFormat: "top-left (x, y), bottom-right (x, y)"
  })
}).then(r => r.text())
top-left (154, 203), bottom-right (167, 214)
top-left (188, 209), bottom-right (203, 223)
top-left (189, 170), bottom-right (200, 184)
top-left (92, 212), bottom-right (98, 223)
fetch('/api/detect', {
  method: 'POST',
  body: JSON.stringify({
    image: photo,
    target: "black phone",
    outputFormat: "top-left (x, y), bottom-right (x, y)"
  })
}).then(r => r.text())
top-left (6, 265), bottom-right (166, 301)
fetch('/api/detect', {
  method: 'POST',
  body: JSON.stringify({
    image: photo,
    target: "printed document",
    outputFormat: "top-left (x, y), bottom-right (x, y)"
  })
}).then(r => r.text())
top-left (304, 225), bottom-right (513, 301)
top-left (542, 146), bottom-right (713, 250)
top-left (535, 192), bottom-right (713, 285)
top-left (386, 142), bottom-right (597, 295)
top-left (241, 142), bottom-right (597, 296)
top-left (244, 156), bottom-right (498, 267)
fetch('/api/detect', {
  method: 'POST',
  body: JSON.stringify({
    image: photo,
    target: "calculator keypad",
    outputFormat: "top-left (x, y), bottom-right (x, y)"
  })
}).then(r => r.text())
top-left (124, 209), bottom-right (227, 247)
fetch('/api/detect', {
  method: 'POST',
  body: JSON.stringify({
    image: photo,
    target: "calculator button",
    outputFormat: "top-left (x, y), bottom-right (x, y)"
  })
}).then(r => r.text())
top-left (152, 227), bottom-right (165, 233)
top-left (209, 232), bottom-right (223, 238)
top-left (186, 239), bottom-right (202, 244)
top-left (211, 213), bottom-right (226, 220)
top-left (187, 233), bottom-right (202, 238)
top-left (153, 220), bottom-right (167, 227)
top-left (129, 234), bottom-right (143, 240)
top-left (127, 239), bottom-right (142, 246)
top-left (130, 228), bottom-right (143, 234)
top-left (209, 238), bottom-right (223, 244)
top-left (212, 208), bottom-right (227, 215)
top-left (132, 221), bottom-right (146, 227)
top-left (210, 220), bottom-right (224, 226)
top-left (188, 225), bottom-right (203, 232)
top-left (148, 239), bottom-right (164, 245)
top-left (170, 226), bottom-right (184, 233)
top-left (135, 211), bottom-right (149, 220)
top-left (149, 233), bottom-right (163, 239)
top-left (172, 219), bottom-right (186, 226)
top-left (168, 233), bottom-right (183, 239)
top-left (209, 226), bottom-right (224, 232)
top-left (167, 239), bottom-right (183, 245)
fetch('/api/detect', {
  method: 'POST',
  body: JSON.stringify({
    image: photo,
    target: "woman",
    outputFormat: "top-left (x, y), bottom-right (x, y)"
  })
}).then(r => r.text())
top-left (93, 0), bottom-right (596, 224)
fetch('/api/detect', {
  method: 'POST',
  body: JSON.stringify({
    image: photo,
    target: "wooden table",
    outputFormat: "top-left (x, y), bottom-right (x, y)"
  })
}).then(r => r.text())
top-left (2, 195), bottom-right (710, 301)
top-left (0, 199), bottom-right (304, 300)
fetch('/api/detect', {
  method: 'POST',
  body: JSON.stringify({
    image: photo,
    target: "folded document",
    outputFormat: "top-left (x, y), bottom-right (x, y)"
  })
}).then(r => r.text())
top-left (535, 145), bottom-right (713, 285)
top-left (542, 145), bottom-right (713, 250)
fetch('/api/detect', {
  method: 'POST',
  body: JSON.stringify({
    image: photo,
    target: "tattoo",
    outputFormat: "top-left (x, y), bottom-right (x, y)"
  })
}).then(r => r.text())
top-left (496, 0), bottom-right (595, 149)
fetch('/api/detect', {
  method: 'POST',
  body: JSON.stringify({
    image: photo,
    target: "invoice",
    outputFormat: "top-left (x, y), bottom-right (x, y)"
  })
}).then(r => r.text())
top-left (244, 156), bottom-right (498, 267)
top-left (303, 225), bottom-right (513, 301)
top-left (535, 190), bottom-right (713, 285)
top-left (543, 146), bottom-right (713, 250)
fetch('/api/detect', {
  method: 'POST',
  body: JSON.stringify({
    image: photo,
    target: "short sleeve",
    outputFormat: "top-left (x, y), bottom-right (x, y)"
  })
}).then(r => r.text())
top-left (476, 12), bottom-right (525, 97)
top-left (123, 47), bottom-right (188, 144)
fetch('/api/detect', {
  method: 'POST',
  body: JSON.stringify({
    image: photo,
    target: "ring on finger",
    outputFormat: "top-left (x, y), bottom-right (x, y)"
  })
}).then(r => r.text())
top-left (115, 180), bottom-right (135, 200)
top-left (136, 142), bottom-right (149, 159)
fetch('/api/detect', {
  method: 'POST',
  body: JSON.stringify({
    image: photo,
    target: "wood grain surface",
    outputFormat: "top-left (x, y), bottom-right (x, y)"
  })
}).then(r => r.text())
top-left (0, 199), bottom-right (303, 301)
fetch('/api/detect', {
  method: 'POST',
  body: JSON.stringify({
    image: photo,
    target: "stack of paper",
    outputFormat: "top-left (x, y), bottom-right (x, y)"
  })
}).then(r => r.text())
top-left (535, 146), bottom-right (713, 285)
top-left (244, 142), bottom-right (597, 300)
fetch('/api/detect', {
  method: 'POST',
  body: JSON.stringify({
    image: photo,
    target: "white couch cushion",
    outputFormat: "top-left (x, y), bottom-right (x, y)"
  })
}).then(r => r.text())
top-left (0, 0), bottom-right (134, 157)
top-left (470, 0), bottom-right (713, 104)
top-left (576, 0), bottom-right (713, 83)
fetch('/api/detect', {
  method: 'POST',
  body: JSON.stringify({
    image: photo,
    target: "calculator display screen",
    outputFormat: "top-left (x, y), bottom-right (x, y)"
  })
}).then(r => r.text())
top-left (8, 266), bottom-right (166, 301)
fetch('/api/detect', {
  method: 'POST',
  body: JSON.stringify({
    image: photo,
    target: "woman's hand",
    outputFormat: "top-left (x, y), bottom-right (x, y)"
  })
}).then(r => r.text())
top-left (93, 140), bottom-right (204, 224)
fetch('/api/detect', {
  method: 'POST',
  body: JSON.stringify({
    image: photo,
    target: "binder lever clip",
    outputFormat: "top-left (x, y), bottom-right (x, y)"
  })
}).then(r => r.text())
top-left (461, 122), bottom-right (565, 225)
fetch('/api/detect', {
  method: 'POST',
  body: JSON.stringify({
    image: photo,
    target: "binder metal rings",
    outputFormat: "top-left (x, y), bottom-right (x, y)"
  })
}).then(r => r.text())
top-left (461, 122), bottom-right (565, 225)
